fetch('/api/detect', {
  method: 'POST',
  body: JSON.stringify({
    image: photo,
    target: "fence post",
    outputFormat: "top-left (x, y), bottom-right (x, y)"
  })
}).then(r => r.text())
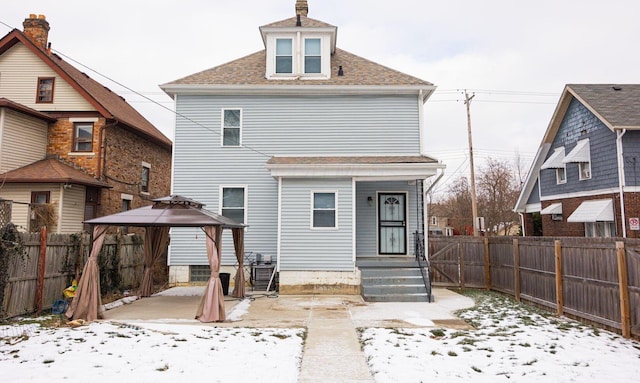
top-left (483, 237), bottom-right (490, 290)
top-left (513, 238), bottom-right (521, 302)
top-left (35, 227), bottom-right (47, 315)
top-left (616, 241), bottom-right (631, 338)
top-left (554, 239), bottom-right (563, 316)
top-left (458, 239), bottom-right (465, 288)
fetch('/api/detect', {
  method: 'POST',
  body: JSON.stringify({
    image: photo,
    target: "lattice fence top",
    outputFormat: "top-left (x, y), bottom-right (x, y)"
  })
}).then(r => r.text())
top-left (0, 200), bottom-right (12, 228)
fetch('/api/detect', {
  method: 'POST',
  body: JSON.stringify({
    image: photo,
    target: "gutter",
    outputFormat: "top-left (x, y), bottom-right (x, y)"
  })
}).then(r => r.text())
top-left (616, 129), bottom-right (627, 237)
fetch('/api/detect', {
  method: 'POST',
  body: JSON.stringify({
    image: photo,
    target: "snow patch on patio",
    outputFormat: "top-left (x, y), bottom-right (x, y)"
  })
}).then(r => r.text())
top-left (154, 286), bottom-right (205, 296)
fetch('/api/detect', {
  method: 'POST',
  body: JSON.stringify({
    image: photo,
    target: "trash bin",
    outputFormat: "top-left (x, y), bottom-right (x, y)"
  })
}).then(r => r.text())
top-left (220, 272), bottom-right (230, 296)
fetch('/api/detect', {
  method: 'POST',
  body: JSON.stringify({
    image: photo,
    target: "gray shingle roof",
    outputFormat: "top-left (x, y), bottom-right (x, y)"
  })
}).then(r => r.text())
top-left (164, 48), bottom-right (432, 87)
top-left (261, 15), bottom-right (335, 29)
top-left (267, 155), bottom-right (438, 165)
top-left (568, 84), bottom-right (640, 129)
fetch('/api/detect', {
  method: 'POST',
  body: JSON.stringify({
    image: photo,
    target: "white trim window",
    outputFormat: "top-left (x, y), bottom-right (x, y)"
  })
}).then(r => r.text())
top-left (221, 186), bottom-right (246, 224)
top-left (275, 38), bottom-right (293, 74)
top-left (304, 38), bottom-right (321, 74)
top-left (556, 166), bottom-right (567, 184)
top-left (585, 222), bottom-right (615, 237)
top-left (579, 162), bottom-right (591, 180)
top-left (312, 191), bottom-right (337, 229)
top-left (222, 109), bottom-right (242, 146)
top-left (141, 162), bottom-right (151, 193)
top-left (430, 216), bottom-right (438, 226)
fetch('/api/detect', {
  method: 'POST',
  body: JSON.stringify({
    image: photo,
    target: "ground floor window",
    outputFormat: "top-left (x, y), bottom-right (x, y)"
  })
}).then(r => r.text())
top-left (190, 265), bottom-right (210, 282)
top-left (312, 191), bottom-right (336, 228)
top-left (584, 221), bottom-right (615, 237)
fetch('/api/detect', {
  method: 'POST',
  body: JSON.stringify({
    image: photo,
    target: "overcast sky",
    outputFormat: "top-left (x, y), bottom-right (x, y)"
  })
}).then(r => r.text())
top-left (3, 1), bottom-right (639, 197)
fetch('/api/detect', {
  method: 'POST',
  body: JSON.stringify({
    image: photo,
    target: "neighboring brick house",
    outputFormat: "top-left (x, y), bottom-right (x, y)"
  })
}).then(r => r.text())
top-left (160, 1), bottom-right (445, 295)
top-left (0, 15), bottom-right (172, 233)
top-left (515, 84), bottom-right (640, 238)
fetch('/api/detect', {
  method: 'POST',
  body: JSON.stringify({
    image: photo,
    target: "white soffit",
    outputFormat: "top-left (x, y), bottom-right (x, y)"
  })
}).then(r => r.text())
top-left (567, 199), bottom-right (614, 222)
top-left (563, 138), bottom-right (590, 163)
top-left (540, 203), bottom-right (562, 215)
top-left (541, 147), bottom-right (565, 169)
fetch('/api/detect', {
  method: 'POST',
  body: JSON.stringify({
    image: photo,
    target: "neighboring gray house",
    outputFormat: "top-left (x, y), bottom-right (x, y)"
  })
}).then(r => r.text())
top-left (160, 1), bottom-right (444, 296)
top-left (515, 84), bottom-right (640, 238)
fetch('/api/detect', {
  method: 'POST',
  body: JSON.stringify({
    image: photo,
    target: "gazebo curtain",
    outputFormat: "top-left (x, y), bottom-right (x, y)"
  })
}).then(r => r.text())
top-left (231, 227), bottom-right (245, 298)
top-left (196, 226), bottom-right (226, 322)
top-left (139, 227), bottom-right (170, 297)
top-left (65, 225), bottom-right (108, 321)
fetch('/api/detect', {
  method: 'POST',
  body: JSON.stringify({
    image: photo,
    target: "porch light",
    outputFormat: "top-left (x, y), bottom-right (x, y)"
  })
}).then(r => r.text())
top-left (367, 196), bottom-right (373, 206)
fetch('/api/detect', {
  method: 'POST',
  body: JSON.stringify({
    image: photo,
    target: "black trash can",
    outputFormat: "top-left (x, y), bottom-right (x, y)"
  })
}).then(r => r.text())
top-left (220, 272), bottom-right (230, 296)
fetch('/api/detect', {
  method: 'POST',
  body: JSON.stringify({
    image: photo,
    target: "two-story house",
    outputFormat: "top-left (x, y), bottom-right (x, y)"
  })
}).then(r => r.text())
top-left (160, 1), bottom-right (444, 296)
top-left (515, 84), bottom-right (640, 238)
top-left (0, 15), bottom-right (172, 233)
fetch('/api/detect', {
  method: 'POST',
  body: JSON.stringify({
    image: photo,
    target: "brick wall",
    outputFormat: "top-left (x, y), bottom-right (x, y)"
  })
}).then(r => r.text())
top-left (541, 193), bottom-right (627, 237)
top-left (99, 124), bottom-right (171, 217)
top-left (47, 117), bottom-right (104, 176)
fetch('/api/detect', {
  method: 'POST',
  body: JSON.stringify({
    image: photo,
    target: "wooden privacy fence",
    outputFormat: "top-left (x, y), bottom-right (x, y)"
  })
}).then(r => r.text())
top-left (1, 231), bottom-right (144, 319)
top-left (429, 236), bottom-right (640, 338)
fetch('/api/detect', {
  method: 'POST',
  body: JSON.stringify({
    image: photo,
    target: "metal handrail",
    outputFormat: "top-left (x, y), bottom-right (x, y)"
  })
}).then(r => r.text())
top-left (414, 231), bottom-right (433, 302)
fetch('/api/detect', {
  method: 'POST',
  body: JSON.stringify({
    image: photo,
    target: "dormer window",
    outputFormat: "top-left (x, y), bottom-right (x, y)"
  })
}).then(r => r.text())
top-left (264, 33), bottom-right (332, 79)
top-left (304, 38), bottom-right (321, 73)
top-left (276, 39), bottom-right (293, 73)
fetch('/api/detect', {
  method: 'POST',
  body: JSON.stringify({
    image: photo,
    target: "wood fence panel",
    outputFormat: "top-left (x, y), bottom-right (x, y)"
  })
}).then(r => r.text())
top-left (429, 238), bottom-right (462, 286)
top-left (518, 238), bottom-right (556, 308)
top-left (2, 232), bottom-right (142, 319)
top-left (561, 238), bottom-right (621, 328)
top-left (489, 237), bottom-right (515, 294)
top-left (624, 242), bottom-right (640, 337)
top-left (460, 238), bottom-right (486, 288)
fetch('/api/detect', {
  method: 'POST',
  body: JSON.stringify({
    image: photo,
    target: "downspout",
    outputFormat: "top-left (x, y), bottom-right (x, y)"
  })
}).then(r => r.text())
top-left (518, 212), bottom-right (526, 237)
top-left (418, 90), bottom-right (425, 155)
top-left (97, 120), bottom-right (118, 180)
top-left (423, 169), bottom-right (445, 250)
top-left (616, 129), bottom-right (627, 237)
top-left (276, 176), bottom-right (282, 272)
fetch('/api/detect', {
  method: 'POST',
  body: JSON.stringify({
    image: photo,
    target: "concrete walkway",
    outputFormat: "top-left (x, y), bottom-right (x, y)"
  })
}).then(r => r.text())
top-left (102, 288), bottom-right (474, 382)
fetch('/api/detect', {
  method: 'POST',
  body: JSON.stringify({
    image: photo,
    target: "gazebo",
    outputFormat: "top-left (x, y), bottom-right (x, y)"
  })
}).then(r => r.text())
top-left (65, 195), bottom-right (246, 323)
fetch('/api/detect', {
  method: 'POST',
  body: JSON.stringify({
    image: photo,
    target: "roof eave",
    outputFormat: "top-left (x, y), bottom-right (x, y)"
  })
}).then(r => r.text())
top-left (160, 84), bottom-right (437, 98)
top-left (265, 162), bottom-right (445, 179)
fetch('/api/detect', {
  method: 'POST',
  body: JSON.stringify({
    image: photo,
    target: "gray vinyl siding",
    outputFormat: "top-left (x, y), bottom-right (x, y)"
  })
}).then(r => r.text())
top-left (169, 94), bottom-right (421, 266)
top-left (0, 109), bottom-right (47, 173)
top-left (526, 179), bottom-right (540, 205)
top-left (355, 181), bottom-right (420, 256)
top-left (540, 98), bottom-right (619, 197)
top-left (280, 178), bottom-right (353, 271)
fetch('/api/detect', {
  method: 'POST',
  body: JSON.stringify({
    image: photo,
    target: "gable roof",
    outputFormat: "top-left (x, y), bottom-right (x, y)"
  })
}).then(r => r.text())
top-left (0, 158), bottom-right (110, 188)
top-left (567, 84), bottom-right (640, 130)
top-left (261, 15), bottom-right (335, 29)
top-left (515, 83), bottom-right (640, 213)
top-left (162, 48), bottom-right (432, 88)
top-left (0, 29), bottom-right (172, 149)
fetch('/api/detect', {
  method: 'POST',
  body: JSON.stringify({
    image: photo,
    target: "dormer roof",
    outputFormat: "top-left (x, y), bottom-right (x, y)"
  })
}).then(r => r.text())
top-left (259, 16), bottom-right (337, 53)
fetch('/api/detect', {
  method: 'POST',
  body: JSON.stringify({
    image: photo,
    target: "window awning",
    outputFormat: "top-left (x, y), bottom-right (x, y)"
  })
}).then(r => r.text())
top-left (541, 147), bottom-right (565, 169)
top-left (540, 202), bottom-right (562, 215)
top-left (567, 199), bottom-right (614, 222)
top-left (563, 138), bottom-right (590, 163)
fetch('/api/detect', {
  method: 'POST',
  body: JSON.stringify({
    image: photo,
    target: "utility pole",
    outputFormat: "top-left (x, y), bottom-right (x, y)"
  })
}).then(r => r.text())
top-left (464, 90), bottom-right (479, 236)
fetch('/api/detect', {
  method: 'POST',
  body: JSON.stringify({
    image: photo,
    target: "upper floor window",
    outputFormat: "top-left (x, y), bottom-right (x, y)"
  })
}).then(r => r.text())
top-left (312, 191), bottom-right (336, 229)
top-left (73, 122), bottom-right (93, 152)
top-left (556, 167), bottom-right (566, 184)
top-left (579, 162), bottom-right (591, 180)
top-left (221, 187), bottom-right (246, 224)
top-left (141, 163), bottom-right (150, 193)
top-left (36, 77), bottom-right (55, 103)
top-left (304, 38), bottom-right (321, 74)
top-left (430, 216), bottom-right (438, 226)
top-left (276, 38), bottom-right (293, 74)
top-left (222, 109), bottom-right (242, 146)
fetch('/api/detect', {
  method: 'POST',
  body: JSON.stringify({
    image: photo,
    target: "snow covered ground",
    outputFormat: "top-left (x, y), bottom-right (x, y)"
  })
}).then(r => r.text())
top-left (361, 290), bottom-right (640, 382)
top-left (1, 290), bottom-right (639, 382)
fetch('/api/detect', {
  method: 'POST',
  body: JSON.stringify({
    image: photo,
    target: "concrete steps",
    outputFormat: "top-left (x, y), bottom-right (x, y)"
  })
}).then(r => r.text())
top-left (357, 257), bottom-right (433, 302)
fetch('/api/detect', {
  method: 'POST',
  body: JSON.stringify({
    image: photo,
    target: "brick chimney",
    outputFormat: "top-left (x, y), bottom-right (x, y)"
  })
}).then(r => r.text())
top-left (295, 0), bottom-right (308, 17)
top-left (22, 14), bottom-right (50, 50)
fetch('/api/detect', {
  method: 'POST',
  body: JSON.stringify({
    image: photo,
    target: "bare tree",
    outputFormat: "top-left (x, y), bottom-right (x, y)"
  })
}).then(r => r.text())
top-left (476, 158), bottom-right (520, 235)
top-left (438, 176), bottom-right (474, 235)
